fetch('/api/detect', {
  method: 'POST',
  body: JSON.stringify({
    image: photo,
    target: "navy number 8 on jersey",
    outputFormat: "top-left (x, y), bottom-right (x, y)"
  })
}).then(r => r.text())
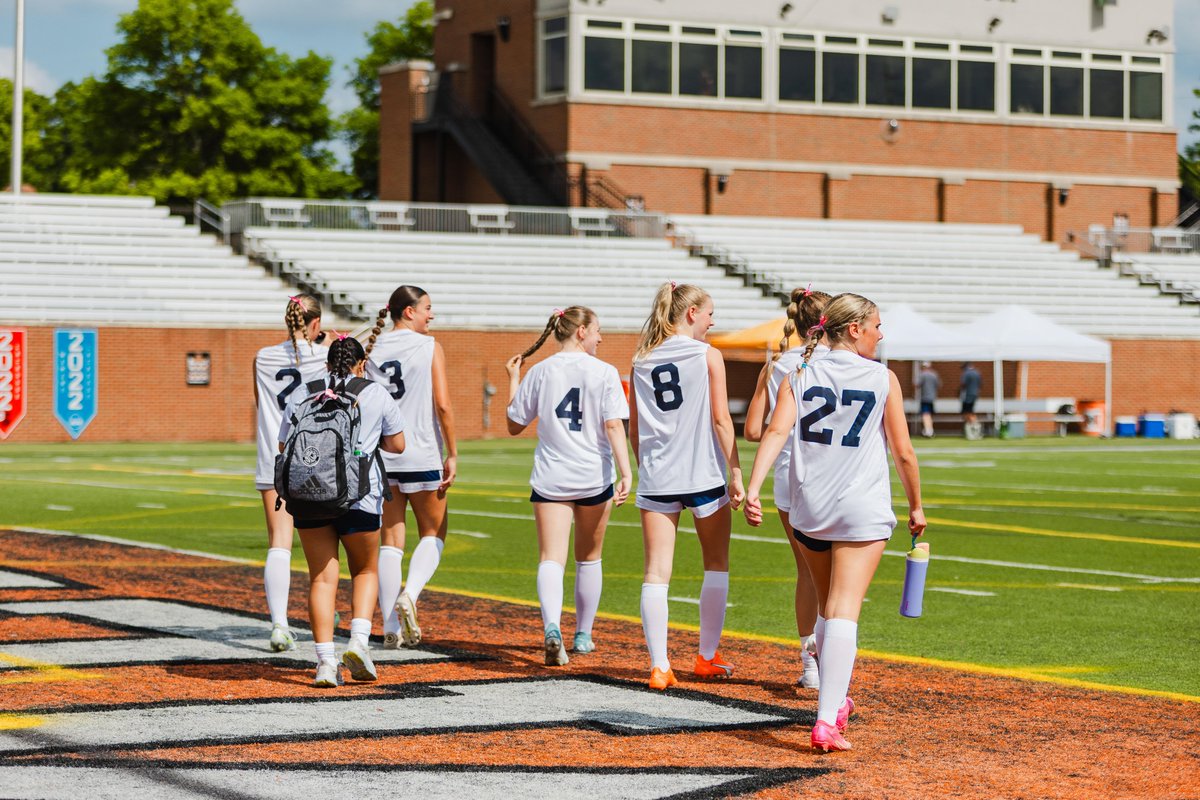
top-left (650, 363), bottom-right (683, 411)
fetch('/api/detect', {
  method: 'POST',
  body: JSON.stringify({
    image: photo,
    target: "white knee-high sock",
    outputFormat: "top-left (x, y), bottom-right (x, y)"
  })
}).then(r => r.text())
top-left (404, 537), bottom-right (444, 602)
top-left (537, 560), bottom-right (565, 631)
top-left (814, 614), bottom-right (827, 658)
top-left (816, 618), bottom-right (858, 726)
top-left (264, 547), bottom-right (292, 627)
top-left (640, 583), bottom-right (670, 671)
top-left (377, 546), bottom-right (404, 634)
top-left (574, 559), bottom-right (603, 636)
top-left (698, 570), bottom-right (729, 660)
top-left (349, 617), bottom-right (372, 649)
top-left (314, 641), bottom-right (335, 665)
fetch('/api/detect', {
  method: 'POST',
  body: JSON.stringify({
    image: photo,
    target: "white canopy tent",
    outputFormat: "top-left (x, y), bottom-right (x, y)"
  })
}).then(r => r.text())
top-left (950, 306), bottom-right (1112, 430)
top-left (878, 304), bottom-right (982, 362)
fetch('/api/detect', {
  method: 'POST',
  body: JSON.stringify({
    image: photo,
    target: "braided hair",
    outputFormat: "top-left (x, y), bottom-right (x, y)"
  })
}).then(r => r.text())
top-left (799, 293), bottom-right (878, 366)
top-left (778, 286), bottom-right (832, 358)
top-left (365, 285), bottom-right (427, 358)
top-left (521, 306), bottom-right (597, 359)
top-left (326, 336), bottom-right (367, 393)
top-left (284, 294), bottom-right (321, 365)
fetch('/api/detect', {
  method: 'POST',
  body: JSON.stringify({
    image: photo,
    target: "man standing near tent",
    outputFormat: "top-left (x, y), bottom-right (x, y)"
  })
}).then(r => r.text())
top-left (917, 362), bottom-right (940, 438)
top-left (960, 362), bottom-right (982, 440)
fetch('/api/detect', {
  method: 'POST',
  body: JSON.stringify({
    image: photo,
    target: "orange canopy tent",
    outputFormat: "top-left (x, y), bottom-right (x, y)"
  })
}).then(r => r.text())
top-left (708, 318), bottom-right (800, 352)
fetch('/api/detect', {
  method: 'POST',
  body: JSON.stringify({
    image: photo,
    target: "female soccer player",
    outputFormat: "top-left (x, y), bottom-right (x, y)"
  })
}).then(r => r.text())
top-left (743, 286), bottom-right (830, 689)
top-left (278, 335), bottom-right (405, 687)
top-left (743, 293), bottom-right (925, 752)
top-left (630, 282), bottom-right (744, 690)
top-left (252, 295), bottom-right (327, 652)
top-left (364, 286), bottom-right (458, 647)
top-left (504, 307), bottom-right (632, 666)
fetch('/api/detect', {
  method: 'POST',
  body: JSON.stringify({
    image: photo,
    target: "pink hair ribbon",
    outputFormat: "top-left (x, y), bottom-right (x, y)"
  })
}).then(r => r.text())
top-left (669, 280), bottom-right (677, 291)
top-left (802, 282), bottom-right (813, 297)
top-left (553, 308), bottom-right (565, 318)
top-left (289, 295), bottom-right (305, 307)
top-left (806, 315), bottom-right (827, 337)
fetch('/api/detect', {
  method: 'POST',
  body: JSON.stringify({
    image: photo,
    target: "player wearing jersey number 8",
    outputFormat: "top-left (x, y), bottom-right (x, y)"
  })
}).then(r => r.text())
top-left (744, 293), bottom-right (925, 752)
top-left (364, 286), bottom-right (459, 648)
top-left (504, 307), bottom-right (632, 666)
top-left (252, 295), bottom-right (327, 653)
top-left (630, 282), bottom-right (744, 690)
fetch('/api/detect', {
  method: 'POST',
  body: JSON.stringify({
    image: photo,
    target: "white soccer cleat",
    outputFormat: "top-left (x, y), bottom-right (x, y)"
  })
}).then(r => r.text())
top-left (397, 591), bottom-right (422, 646)
top-left (313, 659), bottom-right (342, 688)
top-left (269, 623), bottom-right (296, 653)
top-left (342, 638), bottom-right (378, 682)
top-left (383, 631), bottom-right (402, 650)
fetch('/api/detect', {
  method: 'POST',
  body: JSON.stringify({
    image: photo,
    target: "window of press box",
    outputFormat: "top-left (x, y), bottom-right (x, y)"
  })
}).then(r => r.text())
top-left (912, 58), bottom-right (951, 109)
top-left (1130, 71), bottom-right (1162, 120)
top-left (1010, 63), bottom-right (1044, 114)
top-left (725, 45), bottom-right (763, 99)
top-left (542, 18), bottom-right (567, 94)
top-left (544, 17), bottom-right (566, 35)
top-left (584, 36), bottom-right (625, 92)
top-left (779, 48), bottom-right (816, 102)
top-left (1050, 66), bottom-right (1083, 116)
top-left (632, 39), bottom-right (672, 94)
top-left (1089, 69), bottom-right (1124, 119)
top-left (866, 54), bottom-right (906, 107)
top-left (822, 51), bottom-right (859, 104)
top-left (680, 42), bottom-right (719, 96)
top-left (957, 60), bottom-right (994, 111)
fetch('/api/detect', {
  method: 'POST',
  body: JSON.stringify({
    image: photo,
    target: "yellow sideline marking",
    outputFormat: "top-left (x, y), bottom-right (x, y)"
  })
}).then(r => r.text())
top-left (425, 583), bottom-right (1200, 703)
top-left (925, 516), bottom-right (1200, 549)
top-left (924, 498), bottom-right (1200, 514)
top-left (451, 487), bottom-right (531, 500)
top-left (48, 503), bottom-right (257, 528)
top-left (0, 653), bottom-right (103, 687)
top-left (0, 713), bottom-right (44, 730)
top-left (89, 464), bottom-right (248, 483)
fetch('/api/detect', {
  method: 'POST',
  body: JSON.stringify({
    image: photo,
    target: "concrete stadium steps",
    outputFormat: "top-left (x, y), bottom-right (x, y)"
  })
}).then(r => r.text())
top-left (673, 214), bottom-right (1200, 338)
top-left (244, 227), bottom-right (785, 331)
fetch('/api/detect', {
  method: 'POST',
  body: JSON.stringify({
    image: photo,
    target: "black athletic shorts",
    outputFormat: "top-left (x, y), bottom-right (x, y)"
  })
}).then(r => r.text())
top-left (791, 528), bottom-right (833, 552)
top-left (530, 485), bottom-right (615, 506)
top-left (295, 509), bottom-right (381, 536)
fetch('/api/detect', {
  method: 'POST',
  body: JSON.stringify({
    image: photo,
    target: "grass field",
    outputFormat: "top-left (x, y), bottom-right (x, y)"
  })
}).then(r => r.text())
top-left (1, 437), bottom-right (1197, 699)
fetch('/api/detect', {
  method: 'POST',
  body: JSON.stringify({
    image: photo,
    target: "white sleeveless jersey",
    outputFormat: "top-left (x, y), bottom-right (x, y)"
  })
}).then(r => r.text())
top-left (767, 345), bottom-right (829, 507)
top-left (786, 349), bottom-right (896, 541)
top-left (507, 352), bottom-right (629, 500)
top-left (633, 335), bottom-right (726, 495)
top-left (254, 339), bottom-right (329, 488)
top-left (366, 329), bottom-right (444, 472)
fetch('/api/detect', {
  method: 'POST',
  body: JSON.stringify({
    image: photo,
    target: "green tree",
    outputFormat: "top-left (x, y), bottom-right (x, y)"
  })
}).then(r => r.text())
top-left (48, 0), bottom-right (354, 202)
top-left (0, 80), bottom-right (55, 191)
top-left (341, 1), bottom-right (433, 198)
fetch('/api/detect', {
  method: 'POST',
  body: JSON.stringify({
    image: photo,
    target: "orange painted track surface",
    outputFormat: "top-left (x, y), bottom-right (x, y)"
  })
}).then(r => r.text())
top-left (1, 529), bottom-right (1198, 799)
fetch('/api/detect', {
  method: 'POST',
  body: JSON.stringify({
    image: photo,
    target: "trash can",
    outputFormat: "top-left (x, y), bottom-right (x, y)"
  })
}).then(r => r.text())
top-left (1168, 413), bottom-right (1197, 439)
top-left (999, 413), bottom-right (1026, 439)
top-left (1138, 414), bottom-right (1166, 438)
top-left (1079, 400), bottom-right (1106, 437)
top-left (1114, 416), bottom-right (1137, 437)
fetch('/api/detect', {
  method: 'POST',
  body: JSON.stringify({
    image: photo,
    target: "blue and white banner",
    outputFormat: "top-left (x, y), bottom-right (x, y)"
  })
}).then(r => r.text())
top-left (54, 329), bottom-right (98, 439)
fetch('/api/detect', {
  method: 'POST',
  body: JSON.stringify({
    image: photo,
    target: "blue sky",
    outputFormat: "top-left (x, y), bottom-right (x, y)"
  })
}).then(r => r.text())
top-left (1, 0), bottom-right (1198, 159)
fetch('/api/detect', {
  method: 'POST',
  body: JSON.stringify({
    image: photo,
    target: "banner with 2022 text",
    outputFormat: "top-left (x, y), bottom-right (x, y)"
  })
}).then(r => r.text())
top-left (54, 329), bottom-right (99, 439)
top-left (0, 328), bottom-right (28, 439)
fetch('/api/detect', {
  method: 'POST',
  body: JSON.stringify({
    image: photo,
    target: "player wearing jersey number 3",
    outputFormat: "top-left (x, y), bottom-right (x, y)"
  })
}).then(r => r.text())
top-left (744, 293), bottom-right (925, 753)
top-left (365, 286), bottom-right (458, 649)
top-left (630, 282), bottom-right (744, 691)
top-left (505, 307), bottom-right (632, 666)
top-left (252, 295), bottom-right (327, 653)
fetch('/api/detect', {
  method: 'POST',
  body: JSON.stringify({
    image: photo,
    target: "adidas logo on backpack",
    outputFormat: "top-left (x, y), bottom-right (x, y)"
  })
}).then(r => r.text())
top-left (274, 377), bottom-right (388, 519)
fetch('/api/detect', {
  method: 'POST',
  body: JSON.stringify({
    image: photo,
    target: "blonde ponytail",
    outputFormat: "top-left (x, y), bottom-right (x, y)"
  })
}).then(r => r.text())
top-left (521, 306), bottom-right (596, 360)
top-left (635, 282), bottom-right (710, 359)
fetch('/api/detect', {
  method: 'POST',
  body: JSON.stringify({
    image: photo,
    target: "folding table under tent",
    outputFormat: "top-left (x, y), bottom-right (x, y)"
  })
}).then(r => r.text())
top-left (951, 306), bottom-right (1112, 435)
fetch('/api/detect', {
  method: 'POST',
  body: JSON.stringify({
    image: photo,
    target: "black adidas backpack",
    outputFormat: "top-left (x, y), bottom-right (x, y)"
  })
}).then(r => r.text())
top-left (274, 377), bottom-right (390, 519)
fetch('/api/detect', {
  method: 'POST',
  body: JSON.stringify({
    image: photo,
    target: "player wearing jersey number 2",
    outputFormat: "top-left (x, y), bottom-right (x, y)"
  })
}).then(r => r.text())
top-left (744, 293), bottom-right (925, 753)
top-left (505, 306), bottom-right (632, 666)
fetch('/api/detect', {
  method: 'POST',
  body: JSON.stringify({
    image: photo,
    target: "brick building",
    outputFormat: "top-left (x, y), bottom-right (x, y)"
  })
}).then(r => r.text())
top-left (379, 0), bottom-right (1178, 240)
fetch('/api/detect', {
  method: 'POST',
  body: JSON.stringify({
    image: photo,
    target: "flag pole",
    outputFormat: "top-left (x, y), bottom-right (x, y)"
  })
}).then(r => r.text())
top-left (10, 0), bottom-right (25, 195)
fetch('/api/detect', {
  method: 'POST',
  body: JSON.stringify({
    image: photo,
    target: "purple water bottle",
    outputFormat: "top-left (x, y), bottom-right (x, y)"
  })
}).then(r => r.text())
top-left (900, 539), bottom-right (930, 618)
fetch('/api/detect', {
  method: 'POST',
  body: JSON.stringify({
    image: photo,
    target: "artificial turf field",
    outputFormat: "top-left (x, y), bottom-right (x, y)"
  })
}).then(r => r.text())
top-left (0, 437), bottom-right (1198, 798)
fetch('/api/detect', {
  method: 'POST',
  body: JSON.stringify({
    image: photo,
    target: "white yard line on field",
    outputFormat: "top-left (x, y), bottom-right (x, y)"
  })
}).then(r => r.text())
top-left (929, 587), bottom-right (997, 597)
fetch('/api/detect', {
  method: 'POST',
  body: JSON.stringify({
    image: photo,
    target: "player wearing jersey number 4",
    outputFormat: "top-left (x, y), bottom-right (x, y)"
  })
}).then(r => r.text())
top-left (744, 285), bottom-right (831, 690)
top-left (630, 282), bottom-right (744, 691)
top-left (252, 295), bottom-right (327, 653)
top-left (365, 286), bottom-right (458, 649)
top-left (505, 307), bottom-right (632, 666)
top-left (744, 293), bottom-right (926, 752)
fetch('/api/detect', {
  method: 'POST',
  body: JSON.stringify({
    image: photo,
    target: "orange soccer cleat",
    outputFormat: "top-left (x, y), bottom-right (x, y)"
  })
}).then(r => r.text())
top-left (648, 667), bottom-right (678, 690)
top-left (693, 652), bottom-right (734, 679)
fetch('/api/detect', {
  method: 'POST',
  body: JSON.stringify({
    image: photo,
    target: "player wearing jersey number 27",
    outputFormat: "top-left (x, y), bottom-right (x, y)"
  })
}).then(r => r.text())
top-left (630, 282), bottom-right (744, 691)
top-left (504, 307), bottom-right (632, 666)
top-left (252, 295), bottom-right (327, 653)
top-left (744, 293), bottom-right (925, 753)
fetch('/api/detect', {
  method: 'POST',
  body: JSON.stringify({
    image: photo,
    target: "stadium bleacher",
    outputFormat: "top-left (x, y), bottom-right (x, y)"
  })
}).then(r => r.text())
top-left (672, 215), bottom-right (1200, 338)
top-left (241, 226), bottom-right (785, 331)
top-left (1111, 252), bottom-right (1200, 304)
top-left (0, 194), bottom-right (296, 326)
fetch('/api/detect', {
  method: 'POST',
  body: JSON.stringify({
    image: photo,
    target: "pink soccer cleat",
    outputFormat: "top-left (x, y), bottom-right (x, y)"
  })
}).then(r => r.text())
top-left (811, 720), bottom-right (852, 752)
top-left (837, 696), bottom-right (855, 732)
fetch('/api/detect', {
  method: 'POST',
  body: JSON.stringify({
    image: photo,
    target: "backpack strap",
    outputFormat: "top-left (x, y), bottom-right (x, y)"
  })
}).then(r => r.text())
top-left (376, 451), bottom-right (393, 503)
top-left (305, 380), bottom-right (326, 395)
top-left (344, 376), bottom-right (373, 398)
